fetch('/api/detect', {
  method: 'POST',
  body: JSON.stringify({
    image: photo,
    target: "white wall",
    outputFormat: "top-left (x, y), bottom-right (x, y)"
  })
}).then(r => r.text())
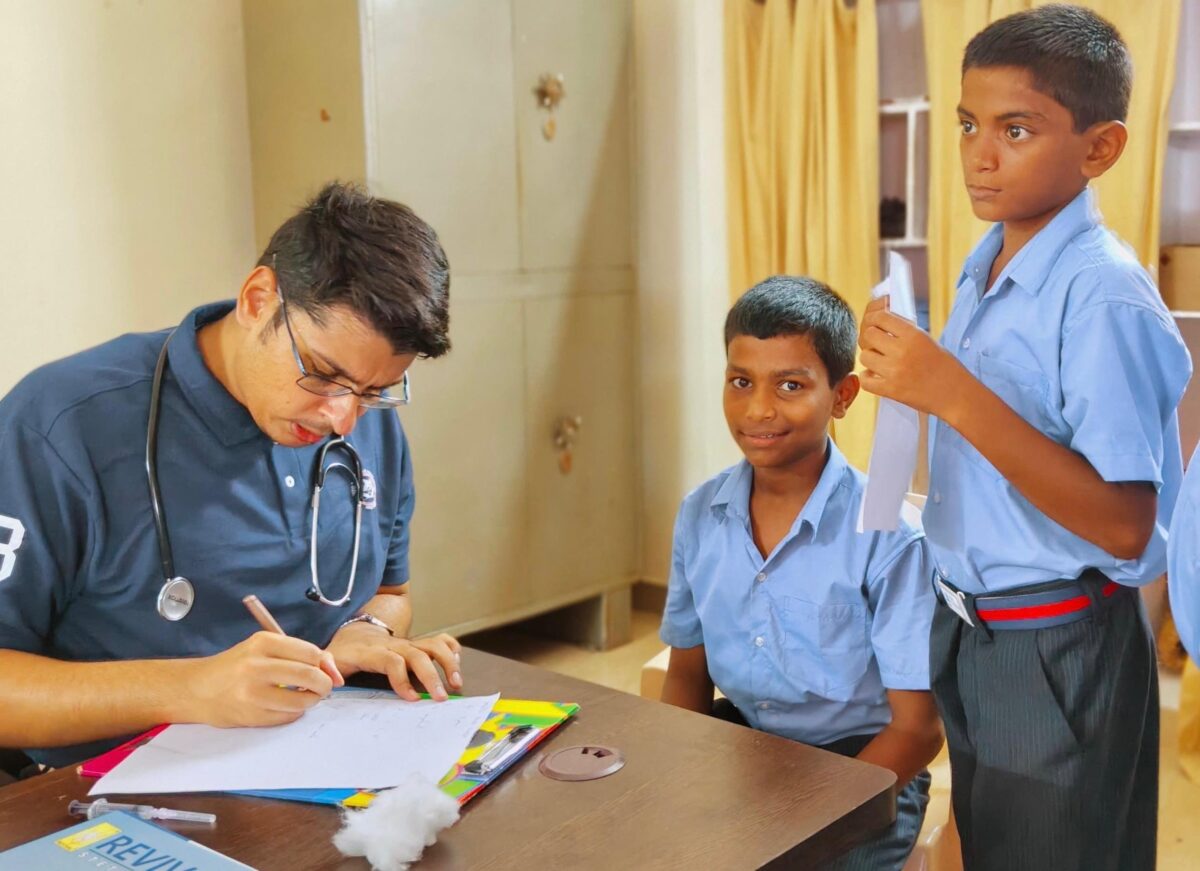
top-left (634, 0), bottom-right (740, 586)
top-left (0, 0), bottom-right (256, 394)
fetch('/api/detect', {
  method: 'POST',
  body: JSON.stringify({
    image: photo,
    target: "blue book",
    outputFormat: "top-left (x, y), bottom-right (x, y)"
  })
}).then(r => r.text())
top-left (0, 811), bottom-right (253, 870)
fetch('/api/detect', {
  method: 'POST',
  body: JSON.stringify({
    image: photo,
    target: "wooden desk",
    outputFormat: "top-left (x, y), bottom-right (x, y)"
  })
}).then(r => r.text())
top-left (0, 649), bottom-right (895, 869)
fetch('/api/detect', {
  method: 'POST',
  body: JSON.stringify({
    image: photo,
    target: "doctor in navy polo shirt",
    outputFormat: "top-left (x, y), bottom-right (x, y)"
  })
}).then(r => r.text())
top-left (0, 183), bottom-right (463, 769)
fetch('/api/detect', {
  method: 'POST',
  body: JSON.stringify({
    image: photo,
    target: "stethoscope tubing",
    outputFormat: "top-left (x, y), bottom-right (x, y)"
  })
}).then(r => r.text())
top-left (146, 332), bottom-right (363, 619)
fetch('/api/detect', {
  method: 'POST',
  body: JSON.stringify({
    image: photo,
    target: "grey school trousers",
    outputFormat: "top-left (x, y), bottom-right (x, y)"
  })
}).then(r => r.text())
top-left (930, 581), bottom-right (1159, 870)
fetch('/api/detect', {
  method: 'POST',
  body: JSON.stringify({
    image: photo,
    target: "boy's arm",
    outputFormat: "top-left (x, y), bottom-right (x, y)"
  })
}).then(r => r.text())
top-left (859, 299), bottom-right (1155, 560)
top-left (659, 645), bottom-right (714, 715)
top-left (856, 690), bottom-right (943, 786)
top-left (659, 502), bottom-right (712, 713)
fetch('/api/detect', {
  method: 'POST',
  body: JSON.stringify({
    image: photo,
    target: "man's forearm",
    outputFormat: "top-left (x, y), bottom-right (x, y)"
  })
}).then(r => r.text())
top-left (0, 650), bottom-right (201, 748)
top-left (358, 587), bottom-right (414, 637)
top-left (943, 377), bottom-right (1156, 559)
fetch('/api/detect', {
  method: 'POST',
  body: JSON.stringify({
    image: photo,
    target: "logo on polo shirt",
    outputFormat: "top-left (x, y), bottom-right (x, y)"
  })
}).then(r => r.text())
top-left (361, 470), bottom-right (377, 510)
top-left (0, 515), bottom-right (26, 583)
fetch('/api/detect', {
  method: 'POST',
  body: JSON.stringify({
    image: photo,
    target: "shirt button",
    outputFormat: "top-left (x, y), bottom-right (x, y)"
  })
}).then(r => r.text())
top-left (759, 701), bottom-right (770, 711)
top-left (755, 572), bottom-right (767, 583)
top-left (933, 491), bottom-right (942, 504)
top-left (754, 636), bottom-right (765, 648)
top-left (961, 337), bottom-right (971, 349)
top-left (284, 476), bottom-right (296, 488)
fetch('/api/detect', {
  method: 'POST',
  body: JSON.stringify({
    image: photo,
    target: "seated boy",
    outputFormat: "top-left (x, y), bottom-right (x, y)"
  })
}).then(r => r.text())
top-left (660, 277), bottom-right (943, 871)
top-left (857, 7), bottom-right (1191, 868)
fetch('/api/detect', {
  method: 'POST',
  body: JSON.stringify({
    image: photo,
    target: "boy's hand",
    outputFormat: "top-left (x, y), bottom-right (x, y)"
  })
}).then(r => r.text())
top-left (858, 297), bottom-right (972, 418)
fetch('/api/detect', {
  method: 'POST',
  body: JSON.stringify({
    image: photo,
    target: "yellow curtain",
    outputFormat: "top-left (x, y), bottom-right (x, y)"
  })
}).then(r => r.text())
top-left (726, 0), bottom-right (879, 471)
top-left (921, 0), bottom-right (1181, 334)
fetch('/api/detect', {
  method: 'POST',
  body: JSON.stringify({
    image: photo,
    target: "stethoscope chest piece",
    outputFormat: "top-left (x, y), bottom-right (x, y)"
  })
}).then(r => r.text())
top-left (157, 576), bottom-right (195, 621)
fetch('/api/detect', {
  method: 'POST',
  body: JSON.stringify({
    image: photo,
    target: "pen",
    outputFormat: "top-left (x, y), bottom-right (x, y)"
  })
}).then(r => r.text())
top-left (463, 724), bottom-right (537, 776)
top-left (242, 594), bottom-right (286, 634)
top-left (242, 594), bottom-right (343, 686)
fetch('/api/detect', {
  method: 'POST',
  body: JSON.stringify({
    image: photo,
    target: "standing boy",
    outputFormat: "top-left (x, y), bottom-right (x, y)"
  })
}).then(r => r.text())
top-left (661, 277), bottom-right (943, 871)
top-left (858, 6), bottom-right (1191, 869)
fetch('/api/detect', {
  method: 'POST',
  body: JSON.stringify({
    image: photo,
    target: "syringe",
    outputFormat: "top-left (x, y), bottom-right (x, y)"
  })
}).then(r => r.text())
top-left (68, 798), bottom-right (216, 824)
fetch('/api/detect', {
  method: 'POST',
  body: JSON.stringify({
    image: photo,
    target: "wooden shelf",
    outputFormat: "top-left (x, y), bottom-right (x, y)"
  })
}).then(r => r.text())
top-left (879, 97), bottom-right (928, 245)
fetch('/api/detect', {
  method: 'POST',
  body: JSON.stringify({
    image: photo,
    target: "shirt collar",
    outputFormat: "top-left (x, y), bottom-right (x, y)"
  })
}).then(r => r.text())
top-left (957, 187), bottom-right (1100, 297)
top-left (710, 438), bottom-right (850, 539)
top-left (165, 301), bottom-right (265, 447)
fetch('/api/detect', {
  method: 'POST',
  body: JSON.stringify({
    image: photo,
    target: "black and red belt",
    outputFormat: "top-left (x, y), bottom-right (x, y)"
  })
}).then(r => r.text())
top-left (936, 569), bottom-right (1120, 631)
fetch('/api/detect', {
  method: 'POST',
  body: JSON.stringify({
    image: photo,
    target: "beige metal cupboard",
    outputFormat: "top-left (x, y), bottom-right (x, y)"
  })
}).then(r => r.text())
top-left (243, 0), bottom-right (639, 637)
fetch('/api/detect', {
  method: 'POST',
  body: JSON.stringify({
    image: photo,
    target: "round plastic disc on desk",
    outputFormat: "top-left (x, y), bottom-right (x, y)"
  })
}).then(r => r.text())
top-left (538, 745), bottom-right (625, 782)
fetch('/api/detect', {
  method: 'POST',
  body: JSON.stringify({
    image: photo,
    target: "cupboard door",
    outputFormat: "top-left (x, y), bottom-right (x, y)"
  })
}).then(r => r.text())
top-left (365, 0), bottom-right (521, 274)
top-left (523, 294), bottom-right (637, 604)
top-left (405, 298), bottom-right (531, 634)
top-left (512, 0), bottom-right (633, 271)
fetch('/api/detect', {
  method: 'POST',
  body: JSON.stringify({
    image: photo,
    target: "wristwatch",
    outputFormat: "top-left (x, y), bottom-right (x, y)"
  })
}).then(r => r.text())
top-left (338, 613), bottom-right (395, 636)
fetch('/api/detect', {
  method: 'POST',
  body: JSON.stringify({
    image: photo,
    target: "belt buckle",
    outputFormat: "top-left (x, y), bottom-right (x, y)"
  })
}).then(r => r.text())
top-left (935, 576), bottom-right (975, 627)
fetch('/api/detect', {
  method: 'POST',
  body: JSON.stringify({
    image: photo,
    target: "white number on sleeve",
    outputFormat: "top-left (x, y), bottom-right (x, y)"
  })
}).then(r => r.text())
top-left (0, 515), bottom-right (26, 582)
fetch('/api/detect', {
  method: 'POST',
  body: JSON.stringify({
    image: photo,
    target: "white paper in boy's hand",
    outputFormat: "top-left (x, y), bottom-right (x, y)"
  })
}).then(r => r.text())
top-left (857, 252), bottom-right (920, 533)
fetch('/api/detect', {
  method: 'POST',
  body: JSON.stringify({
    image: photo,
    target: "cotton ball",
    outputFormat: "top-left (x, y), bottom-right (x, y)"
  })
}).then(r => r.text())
top-left (333, 777), bottom-right (460, 871)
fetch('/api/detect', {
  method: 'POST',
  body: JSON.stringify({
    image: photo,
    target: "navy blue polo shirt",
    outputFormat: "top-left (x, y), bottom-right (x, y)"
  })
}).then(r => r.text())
top-left (0, 302), bottom-right (415, 766)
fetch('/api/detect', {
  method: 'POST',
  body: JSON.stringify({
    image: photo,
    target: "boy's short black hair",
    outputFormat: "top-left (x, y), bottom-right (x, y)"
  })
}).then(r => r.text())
top-left (963, 4), bottom-right (1132, 132)
top-left (260, 182), bottom-right (451, 358)
top-left (724, 276), bottom-right (857, 385)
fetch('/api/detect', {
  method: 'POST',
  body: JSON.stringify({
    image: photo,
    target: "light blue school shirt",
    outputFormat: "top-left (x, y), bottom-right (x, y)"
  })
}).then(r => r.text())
top-left (0, 302), bottom-right (415, 767)
top-left (925, 187), bottom-right (1192, 594)
top-left (659, 440), bottom-right (935, 747)
top-left (1169, 444), bottom-right (1200, 662)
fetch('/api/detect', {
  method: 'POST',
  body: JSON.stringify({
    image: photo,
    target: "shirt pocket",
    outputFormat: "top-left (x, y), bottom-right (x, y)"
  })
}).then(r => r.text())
top-left (941, 353), bottom-right (1052, 482)
top-left (978, 353), bottom-right (1052, 427)
top-left (780, 596), bottom-right (870, 701)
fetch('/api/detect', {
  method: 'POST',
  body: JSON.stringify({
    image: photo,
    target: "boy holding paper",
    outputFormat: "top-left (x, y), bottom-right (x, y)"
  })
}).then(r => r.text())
top-left (660, 277), bottom-right (942, 871)
top-left (858, 7), bottom-right (1191, 868)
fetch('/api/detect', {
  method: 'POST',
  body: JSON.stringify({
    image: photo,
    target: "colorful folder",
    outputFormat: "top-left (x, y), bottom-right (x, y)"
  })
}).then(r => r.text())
top-left (79, 694), bottom-right (579, 808)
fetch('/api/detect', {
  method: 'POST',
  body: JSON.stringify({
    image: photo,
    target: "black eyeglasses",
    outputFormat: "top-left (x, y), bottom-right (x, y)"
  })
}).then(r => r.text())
top-left (277, 289), bottom-right (411, 409)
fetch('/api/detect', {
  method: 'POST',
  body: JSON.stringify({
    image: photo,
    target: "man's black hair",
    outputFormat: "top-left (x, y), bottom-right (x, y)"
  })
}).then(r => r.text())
top-left (963, 4), bottom-right (1132, 132)
top-left (260, 182), bottom-right (450, 358)
top-left (725, 276), bottom-right (857, 385)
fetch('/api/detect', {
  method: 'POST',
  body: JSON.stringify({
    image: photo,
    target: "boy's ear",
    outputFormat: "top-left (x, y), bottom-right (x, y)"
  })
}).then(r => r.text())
top-left (831, 372), bottom-right (860, 420)
top-left (1080, 120), bottom-right (1127, 180)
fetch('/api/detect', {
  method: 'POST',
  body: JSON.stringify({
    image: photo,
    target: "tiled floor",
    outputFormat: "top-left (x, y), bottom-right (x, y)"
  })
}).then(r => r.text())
top-left (1158, 670), bottom-right (1200, 871)
top-left (466, 609), bottom-right (1200, 870)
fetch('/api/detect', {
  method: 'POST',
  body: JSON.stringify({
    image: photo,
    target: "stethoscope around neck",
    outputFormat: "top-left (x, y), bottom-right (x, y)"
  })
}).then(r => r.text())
top-left (146, 333), bottom-right (365, 621)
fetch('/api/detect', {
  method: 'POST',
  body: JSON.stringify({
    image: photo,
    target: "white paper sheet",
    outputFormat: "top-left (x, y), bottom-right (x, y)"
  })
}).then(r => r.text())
top-left (857, 252), bottom-right (921, 533)
top-left (91, 693), bottom-right (499, 795)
